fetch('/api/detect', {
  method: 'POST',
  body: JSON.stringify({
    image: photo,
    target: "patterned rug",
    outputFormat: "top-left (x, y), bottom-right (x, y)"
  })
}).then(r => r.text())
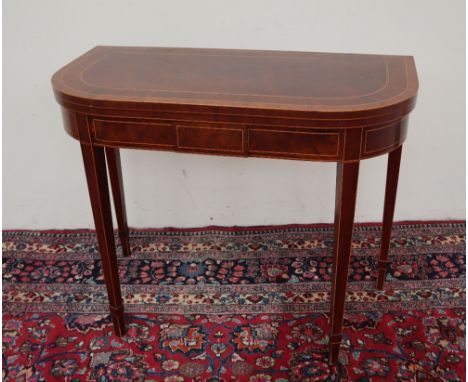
top-left (2, 221), bottom-right (466, 381)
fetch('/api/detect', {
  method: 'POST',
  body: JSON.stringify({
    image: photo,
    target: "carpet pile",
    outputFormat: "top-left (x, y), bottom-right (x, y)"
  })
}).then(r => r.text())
top-left (2, 222), bottom-right (465, 381)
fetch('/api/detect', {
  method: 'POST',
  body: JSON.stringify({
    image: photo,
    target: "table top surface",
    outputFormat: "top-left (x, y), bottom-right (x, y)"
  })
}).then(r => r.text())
top-left (52, 46), bottom-right (418, 117)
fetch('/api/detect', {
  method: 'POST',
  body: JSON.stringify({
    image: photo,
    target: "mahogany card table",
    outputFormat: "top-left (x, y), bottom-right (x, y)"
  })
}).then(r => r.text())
top-left (52, 46), bottom-right (418, 364)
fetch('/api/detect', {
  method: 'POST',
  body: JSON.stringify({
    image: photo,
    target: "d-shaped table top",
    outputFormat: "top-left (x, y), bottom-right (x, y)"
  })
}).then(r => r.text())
top-left (52, 46), bottom-right (418, 124)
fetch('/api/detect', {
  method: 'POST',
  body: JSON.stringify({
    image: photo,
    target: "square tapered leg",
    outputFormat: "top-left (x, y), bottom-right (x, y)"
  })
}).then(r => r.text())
top-left (81, 143), bottom-right (125, 336)
top-left (376, 146), bottom-right (402, 289)
top-left (329, 161), bottom-right (360, 364)
top-left (105, 148), bottom-right (131, 258)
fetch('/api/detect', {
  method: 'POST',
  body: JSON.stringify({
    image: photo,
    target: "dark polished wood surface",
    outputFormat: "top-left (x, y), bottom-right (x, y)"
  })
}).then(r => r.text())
top-left (52, 46), bottom-right (418, 364)
top-left (52, 46), bottom-right (417, 116)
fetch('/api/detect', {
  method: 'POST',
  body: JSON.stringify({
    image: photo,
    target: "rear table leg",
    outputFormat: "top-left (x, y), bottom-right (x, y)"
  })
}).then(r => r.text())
top-left (105, 148), bottom-right (131, 258)
top-left (376, 146), bottom-right (402, 290)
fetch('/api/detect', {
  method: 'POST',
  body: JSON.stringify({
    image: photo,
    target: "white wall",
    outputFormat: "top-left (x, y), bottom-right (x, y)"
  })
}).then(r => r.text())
top-left (3, 0), bottom-right (465, 229)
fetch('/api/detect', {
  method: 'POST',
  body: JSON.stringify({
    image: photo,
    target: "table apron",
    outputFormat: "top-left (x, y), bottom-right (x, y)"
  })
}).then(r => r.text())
top-left (62, 110), bottom-right (408, 162)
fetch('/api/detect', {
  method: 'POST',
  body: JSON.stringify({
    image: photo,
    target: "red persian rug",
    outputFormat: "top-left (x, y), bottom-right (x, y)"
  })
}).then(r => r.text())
top-left (2, 221), bottom-right (465, 381)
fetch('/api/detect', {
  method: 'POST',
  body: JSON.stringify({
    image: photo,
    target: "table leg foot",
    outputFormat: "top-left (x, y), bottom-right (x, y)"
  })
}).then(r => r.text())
top-left (329, 334), bottom-right (342, 364)
top-left (376, 270), bottom-right (386, 290)
top-left (376, 260), bottom-right (390, 290)
top-left (109, 304), bottom-right (126, 337)
top-left (119, 229), bottom-right (131, 258)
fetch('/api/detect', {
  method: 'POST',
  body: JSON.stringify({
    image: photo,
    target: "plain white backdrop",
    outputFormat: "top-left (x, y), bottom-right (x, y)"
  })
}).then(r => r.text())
top-left (3, 0), bottom-right (465, 229)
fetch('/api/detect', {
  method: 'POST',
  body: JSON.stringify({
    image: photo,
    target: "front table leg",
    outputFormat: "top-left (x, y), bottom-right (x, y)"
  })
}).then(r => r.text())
top-left (81, 143), bottom-right (126, 336)
top-left (329, 161), bottom-right (360, 364)
top-left (376, 146), bottom-right (402, 289)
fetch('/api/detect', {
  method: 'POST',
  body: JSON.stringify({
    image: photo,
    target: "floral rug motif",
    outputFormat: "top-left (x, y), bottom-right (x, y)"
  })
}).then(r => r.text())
top-left (2, 221), bottom-right (466, 381)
